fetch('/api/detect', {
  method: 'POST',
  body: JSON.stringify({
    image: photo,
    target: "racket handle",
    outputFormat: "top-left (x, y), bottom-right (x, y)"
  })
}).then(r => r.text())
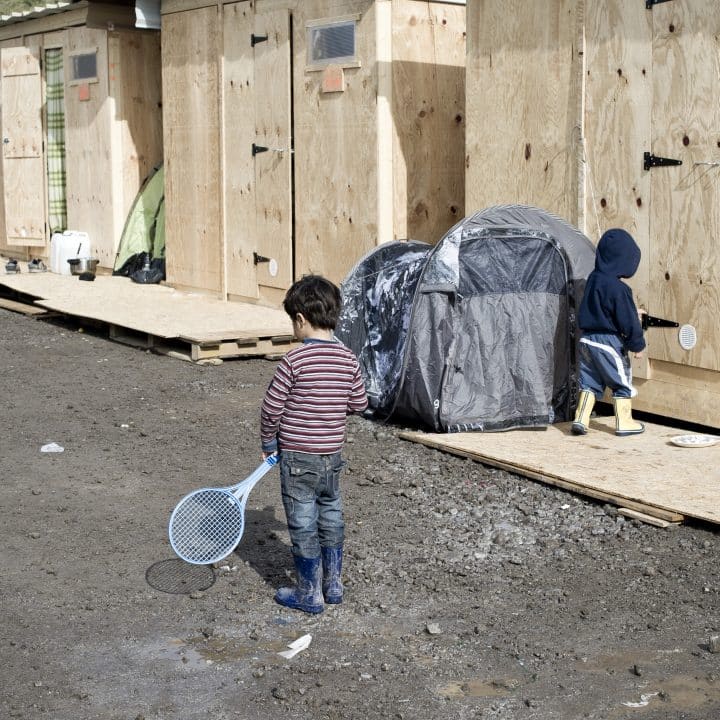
top-left (233, 453), bottom-right (278, 498)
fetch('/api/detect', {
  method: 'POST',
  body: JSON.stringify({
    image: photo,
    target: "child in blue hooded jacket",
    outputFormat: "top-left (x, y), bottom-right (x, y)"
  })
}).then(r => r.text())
top-left (572, 228), bottom-right (646, 436)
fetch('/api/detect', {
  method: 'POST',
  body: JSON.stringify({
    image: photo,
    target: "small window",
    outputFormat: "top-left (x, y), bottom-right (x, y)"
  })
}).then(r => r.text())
top-left (69, 51), bottom-right (98, 84)
top-left (307, 18), bottom-right (358, 69)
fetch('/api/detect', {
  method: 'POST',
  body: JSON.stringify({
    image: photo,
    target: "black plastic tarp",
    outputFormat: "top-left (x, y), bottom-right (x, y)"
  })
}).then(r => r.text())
top-left (335, 205), bottom-right (596, 432)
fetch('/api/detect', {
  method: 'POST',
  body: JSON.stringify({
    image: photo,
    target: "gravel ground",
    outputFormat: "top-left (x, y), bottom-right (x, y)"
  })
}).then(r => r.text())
top-left (1, 306), bottom-right (719, 720)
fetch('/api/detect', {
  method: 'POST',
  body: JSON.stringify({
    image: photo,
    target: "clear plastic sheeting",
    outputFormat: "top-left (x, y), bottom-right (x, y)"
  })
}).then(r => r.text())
top-left (336, 240), bottom-right (431, 417)
top-left (336, 206), bottom-right (596, 433)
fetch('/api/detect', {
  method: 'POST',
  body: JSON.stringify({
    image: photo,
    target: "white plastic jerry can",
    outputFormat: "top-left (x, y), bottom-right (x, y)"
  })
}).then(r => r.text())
top-left (50, 231), bottom-right (91, 275)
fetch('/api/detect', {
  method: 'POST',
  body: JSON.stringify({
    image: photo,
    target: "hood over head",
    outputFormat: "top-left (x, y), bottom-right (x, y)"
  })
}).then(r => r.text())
top-left (595, 228), bottom-right (641, 278)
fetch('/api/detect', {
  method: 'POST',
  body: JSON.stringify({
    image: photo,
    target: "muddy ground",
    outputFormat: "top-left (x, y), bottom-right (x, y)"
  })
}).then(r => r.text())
top-left (1, 306), bottom-right (719, 720)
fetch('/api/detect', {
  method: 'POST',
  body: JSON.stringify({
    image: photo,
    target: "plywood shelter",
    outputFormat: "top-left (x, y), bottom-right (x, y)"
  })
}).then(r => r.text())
top-left (0, 0), bottom-right (163, 271)
top-left (160, 0), bottom-right (465, 306)
top-left (465, 0), bottom-right (720, 429)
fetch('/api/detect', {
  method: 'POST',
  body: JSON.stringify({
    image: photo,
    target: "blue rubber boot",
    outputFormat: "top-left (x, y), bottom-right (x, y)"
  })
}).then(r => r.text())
top-left (321, 546), bottom-right (344, 604)
top-left (274, 555), bottom-right (324, 614)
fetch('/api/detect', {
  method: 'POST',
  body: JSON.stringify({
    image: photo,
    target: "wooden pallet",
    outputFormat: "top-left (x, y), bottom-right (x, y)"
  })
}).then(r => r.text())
top-left (109, 324), bottom-right (296, 363)
top-left (0, 295), bottom-right (48, 316)
top-left (0, 270), bottom-right (296, 363)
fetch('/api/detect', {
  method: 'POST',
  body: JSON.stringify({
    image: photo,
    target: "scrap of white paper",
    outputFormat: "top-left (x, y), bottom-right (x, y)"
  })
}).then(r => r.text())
top-left (40, 442), bottom-right (64, 453)
top-left (278, 634), bottom-right (312, 659)
top-left (622, 692), bottom-right (659, 708)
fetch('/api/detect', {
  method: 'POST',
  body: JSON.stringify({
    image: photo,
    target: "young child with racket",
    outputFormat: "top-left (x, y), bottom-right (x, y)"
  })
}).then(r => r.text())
top-left (571, 228), bottom-right (646, 437)
top-left (261, 275), bottom-right (367, 613)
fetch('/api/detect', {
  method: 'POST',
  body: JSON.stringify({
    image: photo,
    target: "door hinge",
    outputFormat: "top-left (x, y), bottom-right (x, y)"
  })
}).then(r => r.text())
top-left (644, 152), bottom-right (682, 171)
top-left (253, 252), bottom-right (270, 265)
top-left (642, 313), bottom-right (678, 330)
top-left (252, 143), bottom-right (269, 156)
top-left (646, 0), bottom-right (673, 8)
top-left (251, 33), bottom-right (268, 47)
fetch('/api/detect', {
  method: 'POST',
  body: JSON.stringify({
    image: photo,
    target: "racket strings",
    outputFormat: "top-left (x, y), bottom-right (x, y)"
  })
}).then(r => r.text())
top-left (169, 489), bottom-right (244, 565)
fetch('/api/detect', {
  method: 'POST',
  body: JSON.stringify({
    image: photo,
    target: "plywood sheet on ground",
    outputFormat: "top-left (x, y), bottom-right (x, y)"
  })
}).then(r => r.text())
top-left (400, 417), bottom-right (720, 525)
top-left (0, 270), bottom-right (292, 341)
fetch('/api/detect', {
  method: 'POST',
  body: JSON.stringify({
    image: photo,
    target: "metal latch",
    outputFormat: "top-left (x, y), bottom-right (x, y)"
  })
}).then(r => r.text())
top-left (252, 143), bottom-right (292, 156)
top-left (646, 0), bottom-right (673, 8)
top-left (251, 34), bottom-right (268, 47)
top-left (641, 313), bottom-right (679, 331)
top-left (644, 152), bottom-right (682, 171)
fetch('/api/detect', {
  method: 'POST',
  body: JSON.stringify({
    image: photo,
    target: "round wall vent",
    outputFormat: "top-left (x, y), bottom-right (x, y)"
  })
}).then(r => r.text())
top-left (678, 324), bottom-right (697, 351)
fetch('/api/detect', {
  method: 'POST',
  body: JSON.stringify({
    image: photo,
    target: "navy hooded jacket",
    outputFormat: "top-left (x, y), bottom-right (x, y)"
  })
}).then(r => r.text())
top-left (578, 229), bottom-right (646, 353)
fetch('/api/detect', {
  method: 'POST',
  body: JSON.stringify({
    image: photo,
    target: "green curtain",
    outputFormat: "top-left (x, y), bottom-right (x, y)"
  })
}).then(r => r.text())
top-left (45, 48), bottom-right (67, 234)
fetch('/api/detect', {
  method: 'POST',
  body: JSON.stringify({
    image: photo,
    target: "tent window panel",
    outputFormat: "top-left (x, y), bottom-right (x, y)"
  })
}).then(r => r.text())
top-left (45, 47), bottom-right (67, 235)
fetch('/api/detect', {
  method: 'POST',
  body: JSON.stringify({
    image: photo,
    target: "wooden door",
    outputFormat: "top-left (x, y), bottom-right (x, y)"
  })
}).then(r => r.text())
top-left (1, 46), bottom-right (46, 246)
top-left (252, 8), bottom-right (293, 292)
top-left (650, 1), bottom-right (720, 372)
top-left (223, 5), bottom-right (293, 299)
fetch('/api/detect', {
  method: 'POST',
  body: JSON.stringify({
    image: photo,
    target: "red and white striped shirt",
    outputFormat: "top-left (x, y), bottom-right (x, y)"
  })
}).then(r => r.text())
top-left (260, 339), bottom-right (368, 454)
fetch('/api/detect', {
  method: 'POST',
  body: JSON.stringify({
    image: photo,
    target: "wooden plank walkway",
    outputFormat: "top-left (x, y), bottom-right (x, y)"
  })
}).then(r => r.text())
top-left (401, 416), bottom-right (720, 526)
top-left (0, 268), bottom-right (295, 362)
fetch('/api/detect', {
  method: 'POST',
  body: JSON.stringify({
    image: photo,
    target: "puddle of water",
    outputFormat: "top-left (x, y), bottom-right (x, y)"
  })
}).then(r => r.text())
top-left (150, 638), bottom-right (209, 670)
top-left (187, 634), bottom-right (288, 663)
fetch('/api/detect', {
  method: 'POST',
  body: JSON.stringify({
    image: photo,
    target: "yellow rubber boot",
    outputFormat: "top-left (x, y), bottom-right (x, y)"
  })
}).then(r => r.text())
top-left (614, 397), bottom-right (645, 436)
top-left (571, 390), bottom-right (595, 435)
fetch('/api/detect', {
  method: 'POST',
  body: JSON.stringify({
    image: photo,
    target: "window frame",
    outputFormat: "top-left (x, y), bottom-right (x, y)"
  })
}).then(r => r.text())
top-left (305, 14), bottom-right (361, 72)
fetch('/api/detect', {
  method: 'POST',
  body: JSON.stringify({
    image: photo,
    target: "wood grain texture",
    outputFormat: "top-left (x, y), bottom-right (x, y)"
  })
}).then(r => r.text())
top-left (1, 45), bottom-right (45, 246)
top-left (649, 0), bottom-right (720, 373)
top-left (162, 6), bottom-right (222, 294)
top-left (465, 0), bottom-right (582, 223)
top-left (223, 1), bottom-right (258, 299)
top-left (391, 0), bottom-right (465, 244)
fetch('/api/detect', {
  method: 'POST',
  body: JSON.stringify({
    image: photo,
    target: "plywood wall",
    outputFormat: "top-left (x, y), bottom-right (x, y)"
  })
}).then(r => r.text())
top-left (108, 31), bottom-right (164, 252)
top-left (0, 34), bottom-right (40, 260)
top-left (63, 27), bottom-right (115, 266)
top-left (583, 0), bottom-right (651, 380)
top-left (162, 0), bottom-right (467, 298)
top-left (0, 25), bottom-right (161, 268)
top-left (464, 0), bottom-right (720, 426)
top-left (465, 0), bottom-right (582, 224)
top-left (222, 1), bottom-right (258, 299)
top-left (390, 0), bottom-right (465, 245)
top-left (162, 4), bottom-right (222, 294)
top-left (291, 0), bottom-right (379, 283)
top-left (649, 0), bottom-right (720, 375)
top-left (64, 28), bottom-right (163, 269)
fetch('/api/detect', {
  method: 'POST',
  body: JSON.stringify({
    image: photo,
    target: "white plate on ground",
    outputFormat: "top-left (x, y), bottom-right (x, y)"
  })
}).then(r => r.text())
top-left (670, 434), bottom-right (720, 448)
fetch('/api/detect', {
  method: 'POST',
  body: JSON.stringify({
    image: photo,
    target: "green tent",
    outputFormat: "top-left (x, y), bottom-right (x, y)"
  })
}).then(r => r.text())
top-left (113, 163), bottom-right (165, 279)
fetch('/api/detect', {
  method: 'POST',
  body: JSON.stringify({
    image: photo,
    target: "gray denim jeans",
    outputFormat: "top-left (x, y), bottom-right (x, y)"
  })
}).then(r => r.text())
top-left (279, 450), bottom-right (345, 558)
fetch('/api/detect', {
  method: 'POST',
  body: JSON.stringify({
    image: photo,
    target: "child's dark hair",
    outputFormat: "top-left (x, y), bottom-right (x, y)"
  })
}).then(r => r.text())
top-left (283, 275), bottom-right (341, 330)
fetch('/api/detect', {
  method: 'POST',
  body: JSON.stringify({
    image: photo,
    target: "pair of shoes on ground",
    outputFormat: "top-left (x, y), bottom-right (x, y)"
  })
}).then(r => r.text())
top-left (4, 258), bottom-right (47, 274)
top-left (274, 547), bottom-right (343, 614)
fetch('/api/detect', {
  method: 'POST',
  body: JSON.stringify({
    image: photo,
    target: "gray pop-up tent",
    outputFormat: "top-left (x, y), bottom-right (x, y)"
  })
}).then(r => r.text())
top-left (336, 205), bottom-right (596, 432)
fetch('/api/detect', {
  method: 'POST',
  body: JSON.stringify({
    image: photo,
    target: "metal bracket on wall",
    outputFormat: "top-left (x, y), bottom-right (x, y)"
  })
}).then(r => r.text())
top-left (646, 0), bottom-right (673, 8)
top-left (253, 252), bottom-right (270, 265)
top-left (251, 34), bottom-right (268, 47)
top-left (642, 314), bottom-right (679, 331)
top-left (252, 143), bottom-right (269, 156)
top-left (644, 152), bottom-right (682, 171)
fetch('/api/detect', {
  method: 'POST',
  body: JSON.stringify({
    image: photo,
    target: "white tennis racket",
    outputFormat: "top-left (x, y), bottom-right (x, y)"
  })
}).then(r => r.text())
top-left (169, 454), bottom-right (278, 565)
